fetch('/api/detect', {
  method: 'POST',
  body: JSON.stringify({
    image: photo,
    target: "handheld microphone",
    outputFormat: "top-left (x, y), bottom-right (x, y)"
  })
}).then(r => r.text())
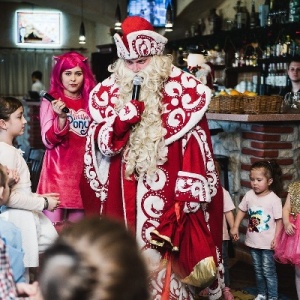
top-left (40, 90), bottom-right (70, 113)
top-left (132, 75), bottom-right (143, 101)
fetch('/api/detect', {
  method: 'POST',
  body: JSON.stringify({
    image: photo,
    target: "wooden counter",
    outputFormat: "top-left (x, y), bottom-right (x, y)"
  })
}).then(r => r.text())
top-left (206, 113), bottom-right (300, 122)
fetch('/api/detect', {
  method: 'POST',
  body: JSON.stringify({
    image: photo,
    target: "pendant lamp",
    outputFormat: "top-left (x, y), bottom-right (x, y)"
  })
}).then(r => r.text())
top-left (79, 0), bottom-right (86, 44)
top-left (165, 2), bottom-right (174, 32)
top-left (114, 3), bottom-right (122, 31)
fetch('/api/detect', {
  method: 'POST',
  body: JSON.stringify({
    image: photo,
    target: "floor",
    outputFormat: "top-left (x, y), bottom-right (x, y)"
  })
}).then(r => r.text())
top-left (228, 253), bottom-right (297, 300)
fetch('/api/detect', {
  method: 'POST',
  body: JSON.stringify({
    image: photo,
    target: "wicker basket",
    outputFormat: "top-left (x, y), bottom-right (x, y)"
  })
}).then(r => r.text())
top-left (243, 95), bottom-right (283, 114)
top-left (219, 95), bottom-right (243, 114)
top-left (208, 96), bottom-right (220, 113)
top-left (268, 95), bottom-right (283, 113)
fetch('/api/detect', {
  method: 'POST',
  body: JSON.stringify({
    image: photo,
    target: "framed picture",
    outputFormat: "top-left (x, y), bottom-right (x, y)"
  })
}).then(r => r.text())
top-left (15, 10), bottom-right (62, 47)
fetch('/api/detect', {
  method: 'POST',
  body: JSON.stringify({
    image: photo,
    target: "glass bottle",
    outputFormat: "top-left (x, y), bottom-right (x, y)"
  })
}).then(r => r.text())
top-left (209, 8), bottom-right (222, 34)
top-left (250, 0), bottom-right (257, 29)
top-left (235, 1), bottom-right (247, 29)
top-left (259, 0), bottom-right (270, 27)
top-left (282, 35), bottom-right (291, 56)
top-left (195, 18), bottom-right (204, 36)
top-left (267, 0), bottom-right (274, 25)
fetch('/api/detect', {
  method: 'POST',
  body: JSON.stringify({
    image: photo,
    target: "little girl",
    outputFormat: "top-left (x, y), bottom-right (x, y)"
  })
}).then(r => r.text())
top-left (230, 160), bottom-right (283, 300)
top-left (0, 96), bottom-right (60, 269)
top-left (274, 180), bottom-right (300, 298)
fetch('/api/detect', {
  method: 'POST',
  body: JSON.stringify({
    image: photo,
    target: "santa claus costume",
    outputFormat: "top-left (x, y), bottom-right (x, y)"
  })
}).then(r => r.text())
top-left (81, 16), bottom-right (224, 300)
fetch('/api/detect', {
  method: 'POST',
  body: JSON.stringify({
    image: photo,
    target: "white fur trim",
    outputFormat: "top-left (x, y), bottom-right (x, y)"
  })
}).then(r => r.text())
top-left (165, 67), bottom-right (212, 146)
top-left (114, 30), bottom-right (168, 59)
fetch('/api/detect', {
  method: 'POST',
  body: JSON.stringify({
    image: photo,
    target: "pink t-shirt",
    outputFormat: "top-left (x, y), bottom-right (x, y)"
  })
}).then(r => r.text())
top-left (223, 188), bottom-right (236, 240)
top-left (239, 189), bottom-right (282, 250)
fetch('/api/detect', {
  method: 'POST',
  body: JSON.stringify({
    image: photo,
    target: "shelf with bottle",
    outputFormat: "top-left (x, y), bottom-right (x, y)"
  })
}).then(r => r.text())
top-left (167, 22), bottom-right (300, 60)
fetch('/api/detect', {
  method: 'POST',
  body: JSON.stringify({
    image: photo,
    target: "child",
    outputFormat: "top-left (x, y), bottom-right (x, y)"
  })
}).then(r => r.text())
top-left (274, 180), bottom-right (300, 298)
top-left (0, 163), bottom-right (39, 299)
top-left (37, 51), bottom-right (96, 227)
top-left (197, 159), bottom-right (236, 300)
top-left (230, 160), bottom-right (283, 300)
top-left (0, 96), bottom-right (60, 269)
top-left (215, 161), bottom-right (235, 300)
top-left (39, 217), bottom-right (149, 300)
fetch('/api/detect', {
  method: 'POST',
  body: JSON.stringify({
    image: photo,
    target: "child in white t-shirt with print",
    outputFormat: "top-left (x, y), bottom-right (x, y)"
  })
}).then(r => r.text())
top-left (230, 160), bottom-right (283, 300)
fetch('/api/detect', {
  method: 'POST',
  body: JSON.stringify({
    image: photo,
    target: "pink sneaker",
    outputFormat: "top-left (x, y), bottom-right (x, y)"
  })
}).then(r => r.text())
top-left (222, 287), bottom-right (234, 300)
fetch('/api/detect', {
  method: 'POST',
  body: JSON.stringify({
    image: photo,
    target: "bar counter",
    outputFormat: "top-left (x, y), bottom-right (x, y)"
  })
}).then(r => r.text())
top-left (207, 112), bottom-right (300, 122)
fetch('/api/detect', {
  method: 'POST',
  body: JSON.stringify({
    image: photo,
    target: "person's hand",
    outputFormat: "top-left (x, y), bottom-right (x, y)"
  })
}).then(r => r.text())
top-left (284, 221), bottom-right (296, 236)
top-left (16, 281), bottom-right (39, 297)
top-left (40, 193), bottom-right (60, 211)
top-left (7, 168), bottom-right (20, 187)
top-left (118, 100), bottom-right (144, 125)
top-left (114, 100), bottom-right (145, 137)
top-left (51, 99), bottom-right (68, 118)
top-left (230, 227), bottom-right (239, 241)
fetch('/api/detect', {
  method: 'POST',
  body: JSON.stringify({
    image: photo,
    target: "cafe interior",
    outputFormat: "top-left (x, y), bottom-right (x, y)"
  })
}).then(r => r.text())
top-left (0, 0), bottom-right (299, 298)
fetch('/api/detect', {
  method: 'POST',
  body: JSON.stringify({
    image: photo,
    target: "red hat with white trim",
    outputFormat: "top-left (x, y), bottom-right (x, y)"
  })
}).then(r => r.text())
top-left (114, 16), bottom-right (168, 60)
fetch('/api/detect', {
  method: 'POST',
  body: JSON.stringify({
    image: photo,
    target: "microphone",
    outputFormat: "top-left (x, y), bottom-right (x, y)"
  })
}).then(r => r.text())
top-left (40, 90), bottom-right (70, 113)
top-left (132, 75), bottom-right (143, 101)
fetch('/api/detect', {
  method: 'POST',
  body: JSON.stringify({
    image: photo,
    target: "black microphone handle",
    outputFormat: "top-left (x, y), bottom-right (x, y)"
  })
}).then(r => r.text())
top-left (61, 107), bottom-right (69, 113)
top-left (40, 91), bottom-right (69, 113)
top-left (132, 85), bottom-right (141, 101)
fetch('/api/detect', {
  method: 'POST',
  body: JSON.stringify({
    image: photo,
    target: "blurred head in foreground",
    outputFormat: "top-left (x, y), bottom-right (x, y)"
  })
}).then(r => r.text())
top-left (39, 217), bottom-right (149, 300)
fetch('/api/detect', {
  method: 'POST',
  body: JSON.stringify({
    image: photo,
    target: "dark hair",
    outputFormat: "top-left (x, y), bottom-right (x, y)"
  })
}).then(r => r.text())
top-left (39, 217), bottom-right (149, 300)
top-left (287, 55), bottom-right (300, 69)
top-left (250, 159), bottom-right (283, 195)
top-left (0, 97), bottom-right (23, 121)
top-left (32, 70), bottom-right (43, 81)
top-left (0, 164), bottom-right (6, 188)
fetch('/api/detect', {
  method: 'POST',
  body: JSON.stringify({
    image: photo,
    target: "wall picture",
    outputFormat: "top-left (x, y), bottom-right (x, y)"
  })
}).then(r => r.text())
top-left (16, 10), bottom-right (62, 47)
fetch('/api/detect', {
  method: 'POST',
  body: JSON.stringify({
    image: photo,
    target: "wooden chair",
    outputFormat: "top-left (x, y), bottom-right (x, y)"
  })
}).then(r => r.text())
top-left (27, 148), bottom-right (45, 192)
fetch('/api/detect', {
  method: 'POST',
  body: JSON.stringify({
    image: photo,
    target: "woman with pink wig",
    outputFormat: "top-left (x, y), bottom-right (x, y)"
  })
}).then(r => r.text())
top-left (37, 51), bottom-right (96, 227)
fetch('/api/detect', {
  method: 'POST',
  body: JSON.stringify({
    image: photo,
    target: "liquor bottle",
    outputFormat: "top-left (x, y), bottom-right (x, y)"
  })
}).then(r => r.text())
top-left (275, 39), bottom-right (282, 57)
top-left (194, 18), bottom-right (204, 36)
top-left (209, 8), bottom-right (222, 34)
top-left (250, 0), bottom-right (257, 29)
top-left (267, 0), bottom-right (274, 25)
top-left (259, 0), bottom-right (270, 27)
top-left (282, 35), bottom-right (291, 56)
top-left (235, 0), bottom-right (247, 29)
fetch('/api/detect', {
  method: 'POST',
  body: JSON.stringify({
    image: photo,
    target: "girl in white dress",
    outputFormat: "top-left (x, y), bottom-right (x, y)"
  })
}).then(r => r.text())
top-left (0, 96), bottom-right (60, 270)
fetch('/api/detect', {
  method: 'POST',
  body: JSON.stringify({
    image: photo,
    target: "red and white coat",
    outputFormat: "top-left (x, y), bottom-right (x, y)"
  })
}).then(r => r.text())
top-left (81, 66), bottom-right (224, 300)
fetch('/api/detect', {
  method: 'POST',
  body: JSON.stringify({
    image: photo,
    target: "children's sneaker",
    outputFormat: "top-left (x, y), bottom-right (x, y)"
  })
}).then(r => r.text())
top-left (222, 287), bottom-right (234, 300)
top-left (254, 295), bottom-right (267, 300)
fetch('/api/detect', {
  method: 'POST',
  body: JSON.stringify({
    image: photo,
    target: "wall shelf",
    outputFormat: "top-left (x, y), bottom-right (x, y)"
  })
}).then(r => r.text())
top-left (166, 22), bottom-right (300, 53)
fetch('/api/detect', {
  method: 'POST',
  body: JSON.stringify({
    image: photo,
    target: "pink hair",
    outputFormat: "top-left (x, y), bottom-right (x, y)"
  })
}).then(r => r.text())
top-left (49, 51), bottom-right (96, 112)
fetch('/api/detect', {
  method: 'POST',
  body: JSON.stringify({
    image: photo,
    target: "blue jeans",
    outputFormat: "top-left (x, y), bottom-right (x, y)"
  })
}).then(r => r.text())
top-left (250, 248), bottom-right (278, 299)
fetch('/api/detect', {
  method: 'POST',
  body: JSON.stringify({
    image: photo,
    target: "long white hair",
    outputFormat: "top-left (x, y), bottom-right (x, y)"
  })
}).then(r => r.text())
top-left (109, 55), bottom-right (173, 179)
